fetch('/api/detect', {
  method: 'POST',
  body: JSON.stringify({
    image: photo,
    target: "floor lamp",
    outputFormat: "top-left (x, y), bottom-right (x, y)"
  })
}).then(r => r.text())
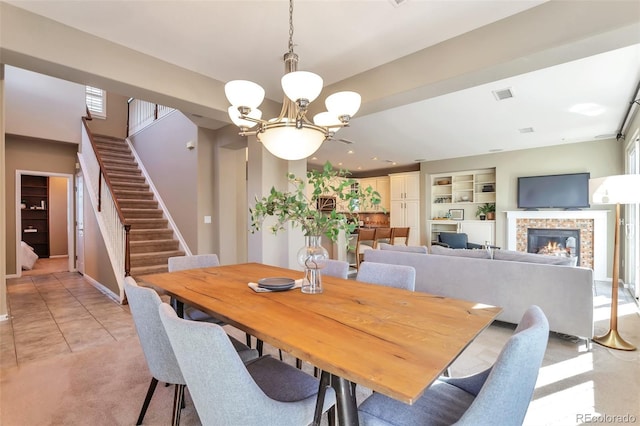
top-left (589, 174), bottom-right (640, 351)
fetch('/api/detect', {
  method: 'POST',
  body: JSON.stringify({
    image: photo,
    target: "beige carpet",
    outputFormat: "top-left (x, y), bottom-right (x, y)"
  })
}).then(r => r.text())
top-left (0, 336), bottom-right (201, 426)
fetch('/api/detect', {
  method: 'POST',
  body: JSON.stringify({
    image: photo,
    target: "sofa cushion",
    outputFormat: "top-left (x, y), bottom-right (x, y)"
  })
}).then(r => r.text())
top-left (493, 249), bottom-right (575, 266)
top-left (378, 243), bottom-right (429, 254)
top-left (430, 244), bottom-right (491, 259)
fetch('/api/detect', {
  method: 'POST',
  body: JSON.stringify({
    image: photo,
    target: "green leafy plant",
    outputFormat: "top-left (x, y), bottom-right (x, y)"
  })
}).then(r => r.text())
top-left (250, 162), bottom-right (382, 242)
top-left (475, 203), bottom-right (496, 218)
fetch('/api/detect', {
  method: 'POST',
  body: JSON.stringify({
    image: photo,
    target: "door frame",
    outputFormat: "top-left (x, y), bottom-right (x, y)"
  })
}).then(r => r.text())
top-left (15, 170), bottom-right (75, 277)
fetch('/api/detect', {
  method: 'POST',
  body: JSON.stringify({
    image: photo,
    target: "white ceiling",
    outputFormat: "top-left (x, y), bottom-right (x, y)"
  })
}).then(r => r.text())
top-left (7, 0), bottom-right (640, 172)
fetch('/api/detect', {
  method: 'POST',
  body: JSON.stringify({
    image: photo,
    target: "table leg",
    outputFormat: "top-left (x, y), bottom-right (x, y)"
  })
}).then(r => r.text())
top-left (313, 372), bottom-right (359, 426)
top-left (331, 374), bottom-right (359, 426)
top-left (172, 298), bottom-right (184, 318)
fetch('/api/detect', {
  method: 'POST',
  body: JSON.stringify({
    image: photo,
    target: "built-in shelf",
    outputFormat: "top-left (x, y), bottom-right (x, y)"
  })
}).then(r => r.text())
top-left (21, 175), bottom-right (49, 258)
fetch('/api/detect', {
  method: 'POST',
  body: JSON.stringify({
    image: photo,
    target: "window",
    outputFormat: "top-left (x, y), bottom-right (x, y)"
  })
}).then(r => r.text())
top-left (85, 86), bottom-right (106, 118)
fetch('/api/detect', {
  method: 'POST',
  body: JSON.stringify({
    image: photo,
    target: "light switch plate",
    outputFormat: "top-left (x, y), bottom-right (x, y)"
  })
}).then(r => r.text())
top-left (204, 215), bottom-right (212, 224)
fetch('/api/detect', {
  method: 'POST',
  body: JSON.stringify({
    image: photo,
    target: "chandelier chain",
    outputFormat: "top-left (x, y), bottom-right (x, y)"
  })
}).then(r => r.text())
top-left (288, 0), bottom-right (294, 54)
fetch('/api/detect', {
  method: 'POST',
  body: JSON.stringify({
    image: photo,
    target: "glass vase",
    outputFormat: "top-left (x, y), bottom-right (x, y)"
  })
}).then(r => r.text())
top-left (297, 235), bottom-right (328, 294)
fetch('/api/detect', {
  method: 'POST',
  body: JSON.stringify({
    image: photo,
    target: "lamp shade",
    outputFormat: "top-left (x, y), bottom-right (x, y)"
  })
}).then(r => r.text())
top-left (258, 125), bottom-right (325, 160)
top-left (589, 174), bottom-right (640, 205)
top-left (281, 71), bottom-right (323, 103)
top-left (224, 80), bottom-right (265, 108)
top-left (325, 91), bottom-right (361, 118)
top-left (313, 112), bottom-right (342, 132)
top-left (228, 106), bottom-right (262, 129)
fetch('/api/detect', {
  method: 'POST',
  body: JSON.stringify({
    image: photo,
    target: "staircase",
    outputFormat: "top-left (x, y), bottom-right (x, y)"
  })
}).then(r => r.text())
top-left (92, 134), bottom-right (184, 277)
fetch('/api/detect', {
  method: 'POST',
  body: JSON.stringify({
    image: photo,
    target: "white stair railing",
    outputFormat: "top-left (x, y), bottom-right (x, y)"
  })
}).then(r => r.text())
top-left (79, 118), bottom-right (130, 301)
top-left (128, 99), bottom-right (176, 135)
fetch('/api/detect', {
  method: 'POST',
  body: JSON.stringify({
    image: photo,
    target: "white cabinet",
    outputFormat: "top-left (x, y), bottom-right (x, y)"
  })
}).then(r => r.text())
top-left (427, 220), bottom-right (495, 246)
top-left (390, 172), bottom-right (420, 246)
top-left (359, 176), bottom-right (390, 212)
top-left (430, 168), bottom-right (495, 221)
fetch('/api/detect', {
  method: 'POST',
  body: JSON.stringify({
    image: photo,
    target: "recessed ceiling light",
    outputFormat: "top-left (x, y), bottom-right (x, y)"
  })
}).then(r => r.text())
top-left (338, 162), bottom-right (343, 166)
top-left (371, 157), bottom-right (378, 161)
top-left (569, 103), bottom-right (605, 117)
top-left (492, 88), bottom-right (513, 101)
top-left (357, 166), bottom-right (362, 170)
top-left (311, 157), bottom-right (318, 160)
top-left (347, 150), bottom-right (354, 154)
top-left (518, 127), bottom-right (534, 134)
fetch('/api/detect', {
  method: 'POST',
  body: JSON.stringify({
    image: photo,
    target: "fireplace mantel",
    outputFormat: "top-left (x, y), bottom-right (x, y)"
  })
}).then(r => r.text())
top-left (506, 210), bottom-right (609, 280)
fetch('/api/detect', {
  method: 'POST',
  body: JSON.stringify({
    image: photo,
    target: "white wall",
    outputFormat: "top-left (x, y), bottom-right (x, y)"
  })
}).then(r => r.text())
top-left (4, 66), bottom-right (85, 143)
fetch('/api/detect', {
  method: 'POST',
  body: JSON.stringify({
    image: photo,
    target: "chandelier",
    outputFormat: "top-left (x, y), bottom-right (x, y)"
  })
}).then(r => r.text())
top-left (224, 0), bottom-right (361, 161)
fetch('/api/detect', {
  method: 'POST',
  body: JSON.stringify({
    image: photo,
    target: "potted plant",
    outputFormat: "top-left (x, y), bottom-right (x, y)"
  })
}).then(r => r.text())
top-left (475, 203), bottom-right (496, 221)
top-left (250, 162), bottom-right (381, 293)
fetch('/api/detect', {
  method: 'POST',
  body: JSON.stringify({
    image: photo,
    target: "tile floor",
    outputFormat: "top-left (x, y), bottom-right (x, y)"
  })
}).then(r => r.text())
top-left (1, 264), bottom-right (136, 369)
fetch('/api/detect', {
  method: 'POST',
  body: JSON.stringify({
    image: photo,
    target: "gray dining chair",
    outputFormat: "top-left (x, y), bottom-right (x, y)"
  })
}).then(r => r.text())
top-left (124, 277), bottom-right (258, 426)
top-left (356, 261), bottom-right (416, 291)
top-left (169, 254), bottom-right (254, 347)
top-left (357, 305), bottom-right (549, 426)
top-left (322, 258), bottom-right (350, 279)
top-left (168, 254), bottom-right (223, 322)
top-left (158, 303), bottom-right (337, 426)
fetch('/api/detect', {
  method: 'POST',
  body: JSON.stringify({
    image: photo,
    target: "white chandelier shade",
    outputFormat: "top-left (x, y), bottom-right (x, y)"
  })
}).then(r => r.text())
top-left (259, 124), bottom-right (326, 161)
top-left (224, 80), bottom-right (265, 109)
top-left (281, 71), bottom-right (324, 104)
top-left (313, 112), bottom-right (343, 133)
top-left (325, 91), bottom-right (361, 118)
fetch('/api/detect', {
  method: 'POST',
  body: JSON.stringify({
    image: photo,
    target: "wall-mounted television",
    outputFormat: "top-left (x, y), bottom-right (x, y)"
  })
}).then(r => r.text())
top-left (517, 172), bottom-right (590, 209)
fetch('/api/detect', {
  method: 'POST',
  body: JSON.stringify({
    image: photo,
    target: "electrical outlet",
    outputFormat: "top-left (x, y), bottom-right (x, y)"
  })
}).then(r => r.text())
top-left (204, 216), bottom-right (211, 224)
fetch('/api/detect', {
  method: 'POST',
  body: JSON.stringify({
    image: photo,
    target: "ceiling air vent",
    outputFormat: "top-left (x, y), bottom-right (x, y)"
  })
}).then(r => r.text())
top-left (518, 127), bottom-right (535, 134)
top-left (492, 88), bottom-right (514, 101)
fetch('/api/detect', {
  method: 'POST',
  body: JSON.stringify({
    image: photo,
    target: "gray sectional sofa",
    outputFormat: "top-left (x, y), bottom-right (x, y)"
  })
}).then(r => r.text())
top-left (364, 248), bottom-right (594, 341)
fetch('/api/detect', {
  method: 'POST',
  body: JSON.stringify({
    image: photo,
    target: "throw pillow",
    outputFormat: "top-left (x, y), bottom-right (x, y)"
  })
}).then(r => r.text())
top-left (430, 244), bottom-right (491, 259)
top-left (378, 243), bottom-right (429, 254)
top-left (493, 249), bottom-right (575, 266)
top-left (438, 232), bottom-right (468, 249)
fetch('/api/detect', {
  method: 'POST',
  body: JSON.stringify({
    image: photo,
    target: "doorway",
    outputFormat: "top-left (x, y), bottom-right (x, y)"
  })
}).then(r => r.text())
top-left (15, 170), bottom-right (75, 277)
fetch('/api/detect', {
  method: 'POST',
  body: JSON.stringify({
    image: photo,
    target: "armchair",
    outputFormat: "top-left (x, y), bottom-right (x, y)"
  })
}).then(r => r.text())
top-left (433, 232), bottom-right (483, 249)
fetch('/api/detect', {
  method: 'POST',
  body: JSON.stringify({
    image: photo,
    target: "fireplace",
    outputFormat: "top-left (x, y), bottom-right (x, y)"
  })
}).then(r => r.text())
top-left (527, 228), bottom-right (580, 264)
top-left (506, 210), bottom-right (608, 281)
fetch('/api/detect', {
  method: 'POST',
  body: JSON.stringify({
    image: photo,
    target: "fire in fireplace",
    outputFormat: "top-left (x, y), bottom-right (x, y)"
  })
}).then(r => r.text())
top-left (527, 228), bottom-right (580, 263)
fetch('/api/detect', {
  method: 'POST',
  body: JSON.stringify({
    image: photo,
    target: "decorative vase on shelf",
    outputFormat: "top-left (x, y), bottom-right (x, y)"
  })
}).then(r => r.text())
top-left (297, 235), bottom-right (328, 294)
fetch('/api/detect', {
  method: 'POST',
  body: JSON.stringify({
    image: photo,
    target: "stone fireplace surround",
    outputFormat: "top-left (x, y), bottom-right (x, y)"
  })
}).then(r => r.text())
top-left (506, 210), bottom-right (609, 281)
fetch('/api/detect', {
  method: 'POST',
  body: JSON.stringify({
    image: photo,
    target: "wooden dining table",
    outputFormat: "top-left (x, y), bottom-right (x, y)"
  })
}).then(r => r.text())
top-left (139, 262), bottom-right (501, 426)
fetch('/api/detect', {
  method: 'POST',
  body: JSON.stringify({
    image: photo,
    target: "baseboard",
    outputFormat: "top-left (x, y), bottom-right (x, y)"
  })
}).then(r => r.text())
top-left (82, 274), bottom-right (121, 304)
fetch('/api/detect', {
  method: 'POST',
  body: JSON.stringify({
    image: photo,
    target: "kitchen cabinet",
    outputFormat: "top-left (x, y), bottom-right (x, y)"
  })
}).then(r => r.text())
top-left (21, 175), bottom-right (50, 258)
top-left (427, 220), bottom-right (495, 247)
top-left (359, 176), bottom-right (390, 212)
top-left (390, 172), bottom-right (420, 246)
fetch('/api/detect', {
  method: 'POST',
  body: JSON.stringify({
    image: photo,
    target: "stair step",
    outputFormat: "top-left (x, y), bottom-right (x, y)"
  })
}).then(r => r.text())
top-left (130, 229), bottom-right (174, 241)
top-left (118, 199), bottom-right (159, 209)
top-left (94, 134), bottom-right (125, 143)
top-left (127, 218), bottom-right (169, 229)
top-left (98, 151), bottom-right (134, 161)
top-left (111, 182), bottom-right (150, 191)
top-left (95, 143), bottom-right (130, 154)
top-left (102, 157), bottom-right (138, 167)
top-left (130, 250), bottom-right (185, 267)
top-left (115, 190), bottom-right (154, 200)
top-left (103, 164), bottom-right (142, 175)
top-left (130, 239), bottom-right (179, 253)
top-left (130, 265), bottom-right (169, 278)
top-left (109, 173), bottom-right (146, 183)
top-left (122, 208), bottom-right (164, 219)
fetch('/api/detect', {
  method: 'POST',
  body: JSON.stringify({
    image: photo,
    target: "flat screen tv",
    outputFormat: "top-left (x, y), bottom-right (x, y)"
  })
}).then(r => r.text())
top-left (517, 172), bottom-right (590, 209)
